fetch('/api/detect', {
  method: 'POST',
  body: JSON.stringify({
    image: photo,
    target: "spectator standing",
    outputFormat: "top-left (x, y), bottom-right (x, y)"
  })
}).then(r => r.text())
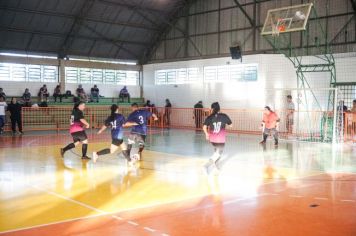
top-left (7, 97), bottom-right (23, 135)
top-left (0, 96), bottom-right (7, 134)
top-left (90, 85), bottom-right (100, 103)
top-left (286, 95), bottom-right (295, 135)
top-left (0, 88), bottom-right (6, 100)
top-left (194, 101), bottom-right (204, 129)
top-left (164, 99), bottom-right (172, 126)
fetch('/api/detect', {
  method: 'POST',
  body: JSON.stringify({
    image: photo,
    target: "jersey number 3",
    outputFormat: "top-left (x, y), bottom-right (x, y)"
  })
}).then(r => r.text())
top-left (212, 122), bottom-right (222, 133)
top-left (138, 116), bottom-right (144, 124)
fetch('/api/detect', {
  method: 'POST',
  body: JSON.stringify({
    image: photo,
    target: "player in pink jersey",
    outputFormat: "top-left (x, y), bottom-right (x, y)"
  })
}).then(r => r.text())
top-left (60, 101), bottom-right (90, 160)
top-left (203, 102), bottom-right (232, 173)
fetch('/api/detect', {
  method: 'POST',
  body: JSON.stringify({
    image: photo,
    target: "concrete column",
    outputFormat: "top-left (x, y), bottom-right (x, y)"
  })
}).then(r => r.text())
top-left (58, 59), bottom-right (66, 91)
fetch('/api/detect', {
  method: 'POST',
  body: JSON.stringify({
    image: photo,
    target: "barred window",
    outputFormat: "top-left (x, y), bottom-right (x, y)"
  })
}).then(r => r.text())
top-left (0, 63), bottom-right (58, 82)
top-left (65, 67), bottom-right (139, 85)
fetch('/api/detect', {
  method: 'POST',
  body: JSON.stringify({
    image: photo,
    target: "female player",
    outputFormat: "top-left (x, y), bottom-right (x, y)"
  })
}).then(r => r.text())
top-left (92, 104), bottom-right (131, 163)
top-left (125, 103), bottom-right (158, 160)
top-left (203, 102), bottom-right (232, 173)
top-left (60, 101), bottom-right (90, 159)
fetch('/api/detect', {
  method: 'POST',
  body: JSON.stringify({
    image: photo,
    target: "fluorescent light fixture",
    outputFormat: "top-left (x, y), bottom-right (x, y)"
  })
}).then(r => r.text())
top-left (0, 52), bottom-right (57, 59)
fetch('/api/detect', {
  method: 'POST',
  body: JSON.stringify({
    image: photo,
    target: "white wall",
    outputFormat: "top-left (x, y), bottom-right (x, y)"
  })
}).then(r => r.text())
top-left (143, 52), bottom-right (356, 109)
top-left (0, 81), bottom-right (58, 98)
top-left (0, 81), bottom-right (140, 98)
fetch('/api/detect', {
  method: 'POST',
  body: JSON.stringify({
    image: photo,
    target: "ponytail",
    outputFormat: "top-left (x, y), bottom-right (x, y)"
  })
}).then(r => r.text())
top-left (110, 104), bottom-right (119, 121)
top-left (73, 101), bottom-right (85, 110)
top-left (211, 102), bottom-right (220, 116)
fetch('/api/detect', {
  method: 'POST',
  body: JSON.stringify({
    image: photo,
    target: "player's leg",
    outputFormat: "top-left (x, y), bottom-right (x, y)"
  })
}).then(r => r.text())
top-left (81, 137), bottom-right (90, 159)
top-left (126, 134), bottom-right (136, 158)
top-left (61, 139), bottom-right (80, 157)
top-left (272, 128), bottom-right (278, 146)
top-left (260, 128), bottom-right (269, 144)
top-left (118, 142), bottom-right (131, 162)
top-left (137, 135), bottom-right (146, 160)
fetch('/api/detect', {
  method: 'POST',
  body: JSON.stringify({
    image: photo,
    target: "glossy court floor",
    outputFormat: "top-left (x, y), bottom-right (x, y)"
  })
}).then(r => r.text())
top-left (0, 128), bottom-right (355, 236)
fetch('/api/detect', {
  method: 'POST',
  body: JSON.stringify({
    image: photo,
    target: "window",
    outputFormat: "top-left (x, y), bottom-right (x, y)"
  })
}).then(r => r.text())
top-left (154, 64), bottom-right (258, 85)
top-left (65, 67), bottom-right (139, 85)
top-left (0, 63), bottom-right (58, 82)
top-left (204, 64), bottom-right (258, 82)
top-left (155, 68), bottom-right (200, 85)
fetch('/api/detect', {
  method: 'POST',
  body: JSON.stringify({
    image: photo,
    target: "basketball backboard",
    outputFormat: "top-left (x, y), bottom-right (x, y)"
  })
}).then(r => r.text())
top-left (261, 3), bottom-right (313, 36)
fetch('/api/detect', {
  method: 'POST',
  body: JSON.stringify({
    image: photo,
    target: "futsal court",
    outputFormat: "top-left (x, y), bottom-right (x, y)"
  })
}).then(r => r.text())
top-left (0, 128), bottom-right (355, 235)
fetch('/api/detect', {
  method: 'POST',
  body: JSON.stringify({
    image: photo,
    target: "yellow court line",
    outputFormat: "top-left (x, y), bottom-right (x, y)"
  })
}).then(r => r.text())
top-left (0, 170), bottom-right (329, 234)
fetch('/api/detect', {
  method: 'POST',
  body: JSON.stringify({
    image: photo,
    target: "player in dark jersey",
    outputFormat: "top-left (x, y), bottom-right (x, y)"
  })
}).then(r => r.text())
top-left (125, 103), bottom-right (158, 160)
top-left (60, 101), bottom-right (90, 160)
top-left (92, 104), bottom-right (132, 163)
top-left (203, 102), bottom-right (232, 173)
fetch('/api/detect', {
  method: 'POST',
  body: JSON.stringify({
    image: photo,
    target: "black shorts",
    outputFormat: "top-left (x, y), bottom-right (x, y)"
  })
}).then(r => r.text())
top-left (211, 142), bottom-right (225, 148)
top-left (112, 138), bottom-right (124, 146)
top-left (71, 131), bottom-right (88, 142)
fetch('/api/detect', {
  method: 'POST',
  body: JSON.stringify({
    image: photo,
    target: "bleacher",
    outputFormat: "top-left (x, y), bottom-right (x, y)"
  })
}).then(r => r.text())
top-left (4, 96), bottom-right (145, 106)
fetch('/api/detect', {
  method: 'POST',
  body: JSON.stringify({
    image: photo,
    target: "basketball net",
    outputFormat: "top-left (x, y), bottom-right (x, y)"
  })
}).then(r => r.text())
top-left (271, 18), bottom-right (280, 37)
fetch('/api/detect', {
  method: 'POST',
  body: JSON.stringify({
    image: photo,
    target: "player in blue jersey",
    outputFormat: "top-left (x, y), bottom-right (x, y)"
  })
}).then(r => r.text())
top-left (92, 104), bottom-right (131, 163)
top-left (125, 103), bottom-right (158, 160)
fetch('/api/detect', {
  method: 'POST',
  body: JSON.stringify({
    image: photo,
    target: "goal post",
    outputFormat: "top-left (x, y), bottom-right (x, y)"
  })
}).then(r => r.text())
top-left (263, 88), bottom-right (343, 143)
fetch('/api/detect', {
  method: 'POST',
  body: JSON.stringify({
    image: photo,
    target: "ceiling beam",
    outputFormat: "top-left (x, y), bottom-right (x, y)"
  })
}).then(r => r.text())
top-left (0, 6), bottom-right (159, 31)
top-left (59, 0), bottom-right (96, 58)
top-left (97, 0), bottom-right (167, 14)
top-left (0, 26), bottom-right (149, 46)
top-left (232, 0), bottom-right (254, 26)
top-left (81, 22), bottom-right (139, 59)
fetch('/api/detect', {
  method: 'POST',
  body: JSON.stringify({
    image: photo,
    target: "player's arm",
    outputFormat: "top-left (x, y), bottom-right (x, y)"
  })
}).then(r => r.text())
top-left (152, 113), bottom-right (158, 121)
top-left (203, 125), bottom-right (210, 140)
top-left (97, 125), bottom-right (107, 134)
top-left (80, 118), bottom-right (90, 129)
top-left (123, 121), bottom-right (138, 128)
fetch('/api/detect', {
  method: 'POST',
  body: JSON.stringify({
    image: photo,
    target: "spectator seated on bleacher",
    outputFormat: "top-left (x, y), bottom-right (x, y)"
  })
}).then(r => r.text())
top-left (53, 84), bottom-right (63, 103)
top-left (119, 86), bottom-right (130, 103)
top-left (0, 88), bottom-right (6, 100)
top-left (22, 88), bottom-right (32, 107)
top-left (90, 85), bottom-right (100, 103)
top-left (38, 84), bottom-right (49, 102)
top-left (76, 84), bottom-right (88, 102)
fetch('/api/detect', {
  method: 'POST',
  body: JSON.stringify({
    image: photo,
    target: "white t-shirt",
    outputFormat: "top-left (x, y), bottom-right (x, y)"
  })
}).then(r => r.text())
top-left (287, 101), bottom-right (295, 110)
top-left (0, 102), bottom-right (7, 116)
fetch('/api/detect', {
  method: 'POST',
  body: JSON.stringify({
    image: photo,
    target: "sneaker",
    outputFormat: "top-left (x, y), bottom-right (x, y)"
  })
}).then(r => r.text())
top-left (60, 148), bottom-right (65, 158)
top-left (274, 142), bottom-right (278, 146)
top-left (259, 140), bottom-right (266, 144)
top-left (82, 156), bottom-right (91, 160)
top-left (19, 131), bottom-right (24, 135)
top-left (12, 132), bottom-right (16, 136)
top-left (92, 152), bottom-right (98, 163)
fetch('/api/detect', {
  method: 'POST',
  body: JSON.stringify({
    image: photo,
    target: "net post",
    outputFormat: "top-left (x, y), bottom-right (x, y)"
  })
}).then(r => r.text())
top-left (332, 88), bottom-right (338, 144)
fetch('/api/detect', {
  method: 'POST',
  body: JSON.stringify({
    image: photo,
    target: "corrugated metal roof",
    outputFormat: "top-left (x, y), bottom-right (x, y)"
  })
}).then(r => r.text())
top-left (0, 0), bottom-right (188, 62)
